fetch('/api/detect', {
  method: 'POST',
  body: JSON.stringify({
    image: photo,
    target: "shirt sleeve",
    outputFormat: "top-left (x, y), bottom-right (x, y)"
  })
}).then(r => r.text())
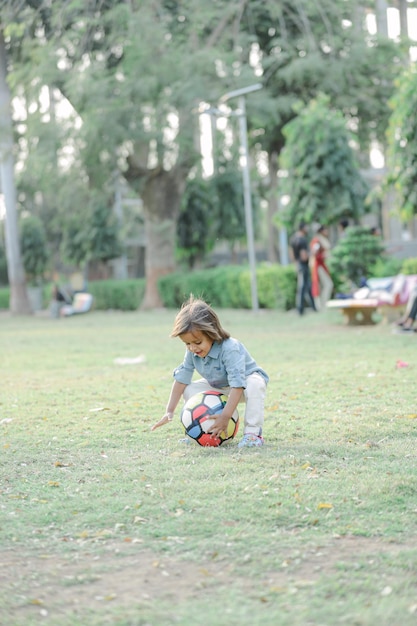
top-left (173, 349), bottom-right (195, 385)
top-left (222, 342), bottom-right (247, 388)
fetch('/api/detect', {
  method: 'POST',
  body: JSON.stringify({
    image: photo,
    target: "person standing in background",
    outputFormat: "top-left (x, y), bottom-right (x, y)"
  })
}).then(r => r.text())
top-left (290, 221), bottom-right (317, 316)
top-left (338, 218), bottom-right (349, 237)
top-left (310, 225), bottom-right (334, 311)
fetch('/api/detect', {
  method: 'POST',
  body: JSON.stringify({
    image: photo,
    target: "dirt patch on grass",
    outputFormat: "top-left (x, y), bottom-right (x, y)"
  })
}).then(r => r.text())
top-left (0, 535), bottom-right (411, 622)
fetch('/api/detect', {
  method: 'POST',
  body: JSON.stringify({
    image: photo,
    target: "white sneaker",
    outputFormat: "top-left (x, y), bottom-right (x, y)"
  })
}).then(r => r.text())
top-left (238, 433), bottom-right (264, 448)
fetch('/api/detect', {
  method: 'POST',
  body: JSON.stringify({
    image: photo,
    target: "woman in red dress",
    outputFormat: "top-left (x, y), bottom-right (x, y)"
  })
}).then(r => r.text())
top-left (309, 225), bottom-right (334, 311)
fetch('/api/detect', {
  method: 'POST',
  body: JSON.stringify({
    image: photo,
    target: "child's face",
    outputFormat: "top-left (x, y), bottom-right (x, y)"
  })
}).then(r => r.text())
top-left (179, 330), bottom-right (213, 358)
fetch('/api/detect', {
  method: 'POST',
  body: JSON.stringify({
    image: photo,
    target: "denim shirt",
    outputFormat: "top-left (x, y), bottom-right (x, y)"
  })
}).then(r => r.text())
top-left (173, 337), bottom-right (269, 389)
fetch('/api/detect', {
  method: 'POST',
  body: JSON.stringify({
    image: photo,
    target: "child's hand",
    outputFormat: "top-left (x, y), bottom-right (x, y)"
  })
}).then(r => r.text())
top-left (151, 412), bottom-right (173, 431)
top-left (208, 413), bottom-right (230, 438)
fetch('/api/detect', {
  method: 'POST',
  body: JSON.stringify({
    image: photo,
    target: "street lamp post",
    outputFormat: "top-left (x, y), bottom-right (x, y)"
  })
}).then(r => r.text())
top-left (219, 83), bottom-right (262, 313)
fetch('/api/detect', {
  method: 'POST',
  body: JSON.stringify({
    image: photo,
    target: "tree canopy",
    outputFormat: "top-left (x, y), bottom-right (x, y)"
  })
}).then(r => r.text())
top-left (0, 0), bottom-right (412, 310)
top-left (278, 96), bottom-right (370, 228)
top-left (386, 65), bottom-right (417, 220)
top-left (329, 225), bottom-right (385, 287)
top-left (3, 0), bottom-right (261, 306)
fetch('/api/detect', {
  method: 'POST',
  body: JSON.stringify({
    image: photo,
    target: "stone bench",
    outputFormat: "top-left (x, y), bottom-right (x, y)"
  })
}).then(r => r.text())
top-left (326, 298), bottom-right (379, 326)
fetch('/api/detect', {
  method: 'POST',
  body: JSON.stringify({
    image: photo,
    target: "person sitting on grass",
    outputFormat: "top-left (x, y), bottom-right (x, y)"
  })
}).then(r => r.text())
top-left (50, 283), bottom-right (73, 318)
top-left (151, 295), bottom-right (269, 447)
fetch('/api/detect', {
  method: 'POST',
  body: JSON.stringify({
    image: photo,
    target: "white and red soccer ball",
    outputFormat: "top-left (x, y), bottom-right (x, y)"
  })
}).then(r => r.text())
top-left (180, 390), bottom-right (239, 447)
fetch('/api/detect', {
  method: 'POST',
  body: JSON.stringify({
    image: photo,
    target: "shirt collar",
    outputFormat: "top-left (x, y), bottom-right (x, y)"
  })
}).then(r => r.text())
top-left (206, 341), bottom-right (221, 359)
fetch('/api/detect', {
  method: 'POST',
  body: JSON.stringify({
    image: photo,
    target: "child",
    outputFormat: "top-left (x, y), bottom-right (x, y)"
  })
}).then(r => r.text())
top-left (151, 296), bottom-right (269, 447)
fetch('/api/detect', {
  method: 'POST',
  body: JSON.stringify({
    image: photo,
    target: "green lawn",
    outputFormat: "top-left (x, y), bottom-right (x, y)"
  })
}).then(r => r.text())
top-left (1, 307), bottom-right (416, 626)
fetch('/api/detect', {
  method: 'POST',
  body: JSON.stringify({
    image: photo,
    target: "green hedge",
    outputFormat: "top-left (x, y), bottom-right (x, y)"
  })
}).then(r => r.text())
top-left (2, 258), bottom-right (416, 314)
top-left (158, 263), bottom-right (297, 310)
top-left (88, 278), bottom-right (146, 310)
top-left (401, 257), bottom-right (417, 275)
top-left (1, 280), bottom-right (146, 312)
top-left (0, 286), bottom-right (9, 309)
top-left (0, 285), bottom-right (55, 311)
top-left (370, 256), bottom-right (417, 279)
top-left (0, 266), bottom-right (297, 312)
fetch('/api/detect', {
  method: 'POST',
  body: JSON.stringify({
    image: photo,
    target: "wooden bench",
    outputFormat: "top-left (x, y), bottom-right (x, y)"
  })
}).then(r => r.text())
top-left (326, 298), bottom-right (379, 326)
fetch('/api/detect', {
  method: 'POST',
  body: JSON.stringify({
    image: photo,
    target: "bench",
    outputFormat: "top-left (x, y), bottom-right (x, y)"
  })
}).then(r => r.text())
top-left (326, 298), bottom-right (379, 326)
top-left (327, 275), bottom-right (417, 326)
top-left (377, 303), bottom-right (405, 324)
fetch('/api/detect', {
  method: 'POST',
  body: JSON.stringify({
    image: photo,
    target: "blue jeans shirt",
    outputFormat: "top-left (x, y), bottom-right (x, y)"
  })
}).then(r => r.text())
top-left (173, 337), bottom-right (269, 389)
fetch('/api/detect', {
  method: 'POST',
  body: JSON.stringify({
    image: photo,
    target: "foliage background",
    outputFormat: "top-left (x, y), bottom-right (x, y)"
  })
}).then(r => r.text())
top-left (0, 0), bottom-right (411, 313)
top-left (386, 65), bottom-right (417, 220)
top-left (279, 97), bottom-right (370, 228)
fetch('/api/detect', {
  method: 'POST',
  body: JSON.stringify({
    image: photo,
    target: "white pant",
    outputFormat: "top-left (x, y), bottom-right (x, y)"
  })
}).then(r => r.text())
top-left (183, 372), bottom-right (267, 435)
top-left (314, 266), bottom-right (334, 311)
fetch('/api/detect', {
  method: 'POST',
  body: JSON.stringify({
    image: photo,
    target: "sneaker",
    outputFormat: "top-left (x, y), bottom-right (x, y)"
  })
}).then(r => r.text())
top-left (238, 433), bottom-right (264, 448)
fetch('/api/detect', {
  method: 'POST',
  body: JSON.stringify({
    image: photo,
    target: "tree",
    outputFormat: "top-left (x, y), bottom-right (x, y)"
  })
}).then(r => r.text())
top-left (0, 26), bottom-right (31, 313)
top-left (177, 161), bottom-right (262, 268)
top-left (278, 96), bottom-right (370, 228)
top-left (4, 0), bottom-right (262, 308)
top-left (329, 225), bottom-right (384, 287)
top-left (238, 0), bottom-right (402, 258)
top-left (19, 214), bottom-right (48, 285)
top-left (176, 178), bottom-right (215, 269)
top-left (385, 65), bottom-right (417, 219)
top-left (88, 198), bottom-right (123, 264)
top-left (1, 0), bottom-right (406, 303)
top-left (211, 168), bottom-right (258, 261)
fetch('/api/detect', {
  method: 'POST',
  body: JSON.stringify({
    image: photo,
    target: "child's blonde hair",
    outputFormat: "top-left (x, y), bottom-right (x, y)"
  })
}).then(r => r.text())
top-left (171, 295), bottom-right (230, 342)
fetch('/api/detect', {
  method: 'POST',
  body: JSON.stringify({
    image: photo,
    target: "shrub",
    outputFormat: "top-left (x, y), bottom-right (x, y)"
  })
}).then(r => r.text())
top-left (88, 279), bottom-right (145, 310)
top-left (329, 226), bottom-right (384, 288)
top-left (158, 264), bottom-right (296, 310)
top-left (0, 235), bottom-right (7, 285)
top-left (400, 257), bottom-right (417, 275)
top-left (42, 266), bottom-right (297, 313)
top-left (0, 284), bottom-right (52, 311)
top-left (0, 286), bottom-right (9, 309)
top-left (369, 256), bottom-right (417, 279)
top-left (370, 255), bottom-right (403, 278)
top-left (20, 216), bottom-right (49, 285)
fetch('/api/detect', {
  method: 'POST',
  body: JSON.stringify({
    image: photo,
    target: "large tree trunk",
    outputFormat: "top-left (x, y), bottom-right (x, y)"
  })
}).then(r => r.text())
top-left (126, 164), bottom-right (185, 309)
top-left (142, 215), bottom-right (177, 309)
top-left (0, 29), bottom-right (31, 315)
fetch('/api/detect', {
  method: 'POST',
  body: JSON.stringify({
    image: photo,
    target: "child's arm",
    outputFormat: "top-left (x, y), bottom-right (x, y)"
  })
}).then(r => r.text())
top-left (151, 380), bottom-right (186, 431)
top-left (208, 387), bottom-right (243, 438)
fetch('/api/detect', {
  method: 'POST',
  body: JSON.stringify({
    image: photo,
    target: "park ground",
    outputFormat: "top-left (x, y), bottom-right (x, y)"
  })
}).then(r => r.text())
top-left (1, 307), bottom-right (417, 625)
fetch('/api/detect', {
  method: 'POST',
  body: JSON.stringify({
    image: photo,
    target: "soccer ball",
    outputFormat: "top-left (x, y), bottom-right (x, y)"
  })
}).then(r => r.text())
top-left (180, 390), bottom-right (239, 447)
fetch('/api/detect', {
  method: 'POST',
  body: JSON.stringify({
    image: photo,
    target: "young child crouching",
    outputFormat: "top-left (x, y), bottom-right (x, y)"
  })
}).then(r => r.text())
top-left (151, 295), bottom-right (268, 447)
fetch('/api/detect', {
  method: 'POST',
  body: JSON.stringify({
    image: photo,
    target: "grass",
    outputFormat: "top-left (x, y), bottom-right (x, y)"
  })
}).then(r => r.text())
top-left (1, 307), bottom-right (417, 625)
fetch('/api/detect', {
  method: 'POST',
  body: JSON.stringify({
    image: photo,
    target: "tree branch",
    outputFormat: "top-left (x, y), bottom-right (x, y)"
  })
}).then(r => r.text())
top-left (205, 0), bottom-right (249, 49)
